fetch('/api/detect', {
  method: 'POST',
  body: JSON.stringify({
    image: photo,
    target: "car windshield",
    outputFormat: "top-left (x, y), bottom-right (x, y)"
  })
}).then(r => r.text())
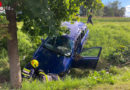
top-left (44, 36), bottom-right (73, 56)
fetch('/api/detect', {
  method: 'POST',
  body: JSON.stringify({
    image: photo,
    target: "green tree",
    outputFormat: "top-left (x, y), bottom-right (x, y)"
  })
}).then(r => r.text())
top-left (1, 0), bottom-right (103, 88)
top-left (0, 16), bottom-right (8, 40)
top-left (80, 5), bottom-right (87, 16)
top-left (103, 1), bottom-right (125, 17)
top-left (119, 7), bottom-right (126, 17)
top-left (80, 0), bottom-right (104, 16)
top-left (94, 8), bottom-right (104, 16)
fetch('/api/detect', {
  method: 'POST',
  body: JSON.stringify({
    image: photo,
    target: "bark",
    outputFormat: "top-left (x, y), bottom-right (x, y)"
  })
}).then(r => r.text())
top-left (6, 9), bottom-right (22, 89)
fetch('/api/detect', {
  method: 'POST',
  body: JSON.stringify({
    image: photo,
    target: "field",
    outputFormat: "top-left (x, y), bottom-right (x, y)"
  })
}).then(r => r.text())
top-left (0, 17), bottom-right (130, 89)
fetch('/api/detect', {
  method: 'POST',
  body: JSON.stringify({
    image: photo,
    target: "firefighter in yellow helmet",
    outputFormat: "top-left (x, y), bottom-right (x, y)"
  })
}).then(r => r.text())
top-left (22, 59), bottom-right (60, 81)
top-left (22, 59), bottom-right (39, 79)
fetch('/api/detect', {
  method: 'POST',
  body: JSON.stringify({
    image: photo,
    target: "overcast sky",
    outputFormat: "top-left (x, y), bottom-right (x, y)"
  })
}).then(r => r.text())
top-left (102, 0), bottom-right (130, 17)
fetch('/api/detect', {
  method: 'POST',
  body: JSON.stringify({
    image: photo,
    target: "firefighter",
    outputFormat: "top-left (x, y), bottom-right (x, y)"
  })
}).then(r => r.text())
top-left (22, 59), bottom-right (39, 79)
top-left (22, 59), bottom-right (60, 81)
top-left (87, 9), bottom-right (93, 25)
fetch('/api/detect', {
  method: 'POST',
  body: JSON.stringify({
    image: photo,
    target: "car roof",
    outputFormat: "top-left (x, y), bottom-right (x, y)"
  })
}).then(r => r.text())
top-left (62, 21), bottom-right (87, 41)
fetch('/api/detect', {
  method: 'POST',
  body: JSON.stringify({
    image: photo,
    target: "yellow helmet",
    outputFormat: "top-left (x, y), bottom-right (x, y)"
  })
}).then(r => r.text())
top-left (31, 59), bottom-right (39, 68)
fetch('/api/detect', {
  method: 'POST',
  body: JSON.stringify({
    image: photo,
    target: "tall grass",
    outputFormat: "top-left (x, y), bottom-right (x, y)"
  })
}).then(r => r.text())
top-left (20, 66), bottom-right (130, 90)
top-left (81, 17), bottom-right (130, 59)
top-left (1, 66), bottom-right (129, 89)
top-left (21, 70), bottom-right (114, 90)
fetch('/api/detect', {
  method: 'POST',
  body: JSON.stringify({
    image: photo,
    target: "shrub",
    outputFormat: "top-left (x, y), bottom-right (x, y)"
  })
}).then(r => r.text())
top-left (17, 30), bottom-right (38, 68)
top-left (109, 66), bottom-right (120, 75)
top-left (108, 45), bottom-right (128, 64)
top-left (88, 70), bottom-right (114, 85)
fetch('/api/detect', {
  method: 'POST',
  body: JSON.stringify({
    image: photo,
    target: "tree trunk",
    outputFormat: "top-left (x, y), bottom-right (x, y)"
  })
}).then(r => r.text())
top-left (6, 9), bottom-right (21, 89)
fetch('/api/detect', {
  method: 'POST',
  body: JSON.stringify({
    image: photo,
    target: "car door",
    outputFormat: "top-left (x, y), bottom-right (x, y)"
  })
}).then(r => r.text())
top-left (71, 47), bottom-right (102, 69)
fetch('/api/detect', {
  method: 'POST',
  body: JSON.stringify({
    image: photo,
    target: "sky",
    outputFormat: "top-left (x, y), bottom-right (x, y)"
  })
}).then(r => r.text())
top-left (102, 0), bottom-right (130, 17)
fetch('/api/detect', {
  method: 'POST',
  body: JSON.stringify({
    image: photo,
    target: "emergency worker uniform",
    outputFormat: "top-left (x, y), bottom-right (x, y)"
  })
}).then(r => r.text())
top-left (87, 9), bottom-right (93, 25)
top-left (22, 59), bottom-right (60, 81)
top-left (22, 59), bottom-right (38, 79)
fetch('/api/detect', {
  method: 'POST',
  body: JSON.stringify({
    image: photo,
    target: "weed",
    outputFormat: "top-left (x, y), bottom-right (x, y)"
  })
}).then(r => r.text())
top-left (109, 66), bottom-right (120, 75)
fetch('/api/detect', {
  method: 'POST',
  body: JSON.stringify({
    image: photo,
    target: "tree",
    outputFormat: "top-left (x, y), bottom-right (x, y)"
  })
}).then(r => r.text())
top-left (93, 8), bottom-right (104, 16)
top-left (103, 1), bottom-right (126, 17)
top-left (80, 6), bottom-right (87, 16)
top-left (80, 0), bottom-right (104, 16)
top-left (119, 7), bottom-right (126, 17)
top-left (1, 0), bottom-right (103, 88)
top-left (6, 9), bottom-right (22, 88)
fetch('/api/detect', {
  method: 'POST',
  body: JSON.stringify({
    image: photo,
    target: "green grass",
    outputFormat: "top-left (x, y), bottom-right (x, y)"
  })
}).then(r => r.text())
top-left (81, 17), bottom-right (130, 59)
top-left (0, 17), bottom-right (130, 89)
top-left (81, 17), bottom-right (130, 23)
top-left (0, 66), bottom-right (129, 90)
top-left (92, 81), bottom-right (130, 90)
top-left (18, 67), bottom-right (130, 90)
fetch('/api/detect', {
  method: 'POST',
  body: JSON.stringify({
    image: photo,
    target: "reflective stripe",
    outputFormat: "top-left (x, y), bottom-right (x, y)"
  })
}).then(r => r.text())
top-left (23, 70), bottom-right (29, 74)
top-left (58, 76), bottom-right (60, 80)
top-left (23, 68), bottom-right (30, 72)
top-left (22, 72), bottom-right (30, 77)
top-left (39, 72), bottom-right (46, 75)
top-left (39, 72), bottom-right (48, 82)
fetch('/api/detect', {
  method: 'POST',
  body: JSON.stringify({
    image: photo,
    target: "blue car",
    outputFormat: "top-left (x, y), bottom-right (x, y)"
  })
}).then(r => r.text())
top-left (32, 22), bottom-right (102, 75)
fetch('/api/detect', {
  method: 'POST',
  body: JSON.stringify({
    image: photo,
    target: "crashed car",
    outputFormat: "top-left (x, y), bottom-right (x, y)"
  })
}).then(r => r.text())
top-left (25, 21), bottom-right (102, 76)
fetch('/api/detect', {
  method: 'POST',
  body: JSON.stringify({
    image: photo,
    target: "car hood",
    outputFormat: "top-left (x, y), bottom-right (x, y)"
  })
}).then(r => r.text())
top-left (33, 47), bottom-right (72, 74)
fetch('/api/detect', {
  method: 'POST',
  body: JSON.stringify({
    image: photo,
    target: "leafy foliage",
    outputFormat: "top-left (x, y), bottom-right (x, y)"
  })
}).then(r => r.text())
top-left (80, 0), bottom-right (104, 16)
top-left (104, 1), bottom-right (125, 17)
top-left (108, 45), bottom-right (129, 64)
top-left (80, 1), bottom-right (125, 17)
top-left (2, 0), bottom-right (104, 37)
top-left (0, 15), bottom-right (8, 40)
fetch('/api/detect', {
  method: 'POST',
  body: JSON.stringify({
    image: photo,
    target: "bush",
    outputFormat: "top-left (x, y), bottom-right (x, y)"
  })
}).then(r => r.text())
top-left (109, 66), bottom-right (120, 75)
top-left (108, 45), bottom-right (128, 64)
top-left (88, 70), bottom-right (114, 85)
top-left (17, 30), bottom-right (39, 68)
top-left (0, 15), bottom-right (8, 40)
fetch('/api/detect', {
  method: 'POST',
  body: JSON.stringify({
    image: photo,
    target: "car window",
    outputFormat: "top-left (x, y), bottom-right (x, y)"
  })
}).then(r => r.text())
top-left (44, 36), bottom-right (73, 56)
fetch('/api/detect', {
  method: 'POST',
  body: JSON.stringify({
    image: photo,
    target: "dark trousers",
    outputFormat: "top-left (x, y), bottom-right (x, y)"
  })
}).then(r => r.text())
top-left (87, 15), bottom-right (93, 25)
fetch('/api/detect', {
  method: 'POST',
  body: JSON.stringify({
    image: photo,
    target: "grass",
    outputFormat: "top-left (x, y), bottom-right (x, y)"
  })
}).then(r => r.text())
top-left (81, 16), bottom-right (130, 23)
top-left (92, 81), bottom-right (130, 90)
top-left (0, 17), bottom-right (130, 89)
top-left (0, 66), bottom-right (129, 90)
top-left (10, 66), bottom-right (130, 90)
top-left (82, 17), bottom-right (130, 59)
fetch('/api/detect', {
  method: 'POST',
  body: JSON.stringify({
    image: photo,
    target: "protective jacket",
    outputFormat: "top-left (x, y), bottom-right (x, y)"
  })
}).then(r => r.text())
top-left (22, 63), bottom-right (35, 79)
top-left (22, 63), bottom-right (60, 81)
